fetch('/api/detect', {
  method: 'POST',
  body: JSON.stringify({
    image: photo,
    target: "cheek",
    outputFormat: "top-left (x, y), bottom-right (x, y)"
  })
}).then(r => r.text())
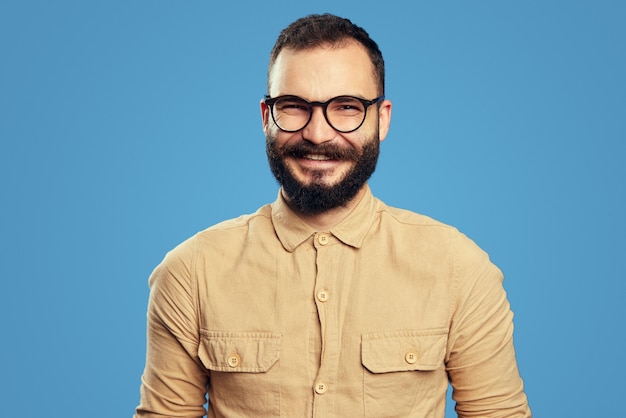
top-left (265, 124), bottom-right (281, 142)
top-left (272, 130), bottom-right (304, 148)
top-left (345, 129), bottom-right (376, 151)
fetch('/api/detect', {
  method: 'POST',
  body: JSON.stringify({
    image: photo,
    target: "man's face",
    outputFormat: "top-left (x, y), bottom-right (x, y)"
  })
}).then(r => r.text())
top-left (261, 41), bottom-right (392, 214)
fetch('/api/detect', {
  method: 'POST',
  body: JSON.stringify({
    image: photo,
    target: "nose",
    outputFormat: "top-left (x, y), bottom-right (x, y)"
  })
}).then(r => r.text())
top-left (301, 106), bottom-right (335, 144)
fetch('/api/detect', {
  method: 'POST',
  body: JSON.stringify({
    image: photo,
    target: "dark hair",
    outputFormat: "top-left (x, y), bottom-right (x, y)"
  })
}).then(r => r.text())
top-left (268, 14), bottom-right (385, 95)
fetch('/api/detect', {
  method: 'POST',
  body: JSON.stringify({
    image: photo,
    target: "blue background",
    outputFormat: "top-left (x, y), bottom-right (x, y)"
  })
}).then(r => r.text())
top-left (1, 1), bottom-right (624, 416)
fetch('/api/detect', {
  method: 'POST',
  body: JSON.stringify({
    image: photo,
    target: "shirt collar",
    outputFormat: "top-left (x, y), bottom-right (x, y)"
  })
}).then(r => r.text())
top-left (271, 185), bottom-right (378, 252)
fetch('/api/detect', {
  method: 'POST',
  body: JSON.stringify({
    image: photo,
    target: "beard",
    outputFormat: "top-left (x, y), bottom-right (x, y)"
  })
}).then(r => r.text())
top-left (266, 134), bottom-right (380, 215)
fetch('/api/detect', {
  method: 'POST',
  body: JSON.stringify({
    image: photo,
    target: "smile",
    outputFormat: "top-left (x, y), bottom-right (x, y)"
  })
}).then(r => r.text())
top-left (304, 154), bottom-right (332, 161)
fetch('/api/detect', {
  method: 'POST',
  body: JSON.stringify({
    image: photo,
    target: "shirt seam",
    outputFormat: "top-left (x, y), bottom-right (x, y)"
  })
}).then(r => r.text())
top-left (446, 232), bottom-right (460, 365)
top-left (190, 237), bottom-right (202, 351)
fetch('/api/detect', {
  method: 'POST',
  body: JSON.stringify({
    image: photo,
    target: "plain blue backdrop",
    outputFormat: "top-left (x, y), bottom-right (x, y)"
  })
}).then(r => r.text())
top-left (1, 1), bottom-right (624, 416)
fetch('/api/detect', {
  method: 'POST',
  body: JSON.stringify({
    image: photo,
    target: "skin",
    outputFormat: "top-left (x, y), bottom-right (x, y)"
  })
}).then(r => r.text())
top-left (261, 41), bottom-right (392, 229)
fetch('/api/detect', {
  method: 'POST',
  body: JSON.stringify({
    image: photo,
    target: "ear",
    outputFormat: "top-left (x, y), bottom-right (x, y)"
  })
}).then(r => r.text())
top-left (377, 99), bottom-right (392, 142)
top-left (260, 99), bottom-right (271, 134)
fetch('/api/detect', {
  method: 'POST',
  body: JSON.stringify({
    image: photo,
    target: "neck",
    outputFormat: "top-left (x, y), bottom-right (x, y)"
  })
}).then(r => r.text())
top-left (282, 185), bottom-right (368, 230)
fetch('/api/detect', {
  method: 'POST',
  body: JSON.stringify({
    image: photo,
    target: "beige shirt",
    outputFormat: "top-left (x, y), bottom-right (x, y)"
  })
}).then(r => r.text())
top-left (135, 187), bottom-right (531, 417)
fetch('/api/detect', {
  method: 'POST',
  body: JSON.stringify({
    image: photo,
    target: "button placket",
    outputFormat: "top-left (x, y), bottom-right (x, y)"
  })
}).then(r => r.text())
top-left (312, 231), bottom-right (335, 414)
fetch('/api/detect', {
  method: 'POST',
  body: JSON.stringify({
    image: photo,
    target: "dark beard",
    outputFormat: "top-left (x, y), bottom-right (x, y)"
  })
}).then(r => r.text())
top-left (266, 137), bottom-right (379, 215)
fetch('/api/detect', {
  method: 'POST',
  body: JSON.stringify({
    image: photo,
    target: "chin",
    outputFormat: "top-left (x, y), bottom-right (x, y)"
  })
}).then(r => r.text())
top-left (302, 176), bottom-right (343, 189)
top-left (298, 168), bottom-right (351, 187)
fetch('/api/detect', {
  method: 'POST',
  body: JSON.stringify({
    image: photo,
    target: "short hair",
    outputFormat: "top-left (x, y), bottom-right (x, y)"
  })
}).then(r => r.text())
top-left (267, 14), bottom-right (385, 95)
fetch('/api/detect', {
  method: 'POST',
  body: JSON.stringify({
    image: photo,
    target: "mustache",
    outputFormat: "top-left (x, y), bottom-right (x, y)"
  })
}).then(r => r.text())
top-left (279, 141), bottom-right (360, 161)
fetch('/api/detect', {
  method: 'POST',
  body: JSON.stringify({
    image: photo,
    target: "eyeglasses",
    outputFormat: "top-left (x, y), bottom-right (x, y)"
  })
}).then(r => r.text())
top-left (264, 95), bottom-right (385, 133)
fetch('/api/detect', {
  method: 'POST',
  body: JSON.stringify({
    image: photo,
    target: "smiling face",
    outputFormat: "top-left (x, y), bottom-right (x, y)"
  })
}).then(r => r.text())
top-left (261, 41), bottom-right (391, 214)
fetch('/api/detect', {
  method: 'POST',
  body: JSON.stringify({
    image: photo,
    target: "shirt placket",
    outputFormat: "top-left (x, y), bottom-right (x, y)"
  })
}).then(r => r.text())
top-left (311, 231), bottom-right (338, 417)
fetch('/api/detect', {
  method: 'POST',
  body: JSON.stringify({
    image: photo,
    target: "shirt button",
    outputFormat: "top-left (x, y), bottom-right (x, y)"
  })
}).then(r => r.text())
top-left (404, 351), bottom-right (417, 364)
top-left (316, 289), bottom-right (329, 302)
top-left (317, 233), bottom-right (330, 245)
top-left (314, 382), bottom-right (328, 395)
top-left (227, 354), bottom-right (241, 368)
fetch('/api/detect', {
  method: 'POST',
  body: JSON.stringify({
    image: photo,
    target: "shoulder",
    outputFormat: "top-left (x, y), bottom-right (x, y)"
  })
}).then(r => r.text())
top-left (373, 198), bottom-right (490, 261)
top-left (377, 202), bottom-right (453, 229)
top-left (148, 203), bottom-right (273, 289)
top-left (197, 203), bottom-right (273, 238)
top-left (159, 203), bottom-right (274, 265)
top-left (374, 198), bottom-right (460, 238)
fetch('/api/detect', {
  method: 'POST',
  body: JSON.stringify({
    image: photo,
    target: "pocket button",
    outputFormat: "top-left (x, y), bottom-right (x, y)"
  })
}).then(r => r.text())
top-left (227, 354), bottom-right (241, 368)
top-left (404, 351), bottom-right (417, 364)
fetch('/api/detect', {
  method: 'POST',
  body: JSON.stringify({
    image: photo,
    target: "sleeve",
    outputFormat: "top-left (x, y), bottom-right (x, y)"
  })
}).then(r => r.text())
top-left (445, 233), bottom-right (531, 417)
top-left (135, 242), bottom-right (209, 418)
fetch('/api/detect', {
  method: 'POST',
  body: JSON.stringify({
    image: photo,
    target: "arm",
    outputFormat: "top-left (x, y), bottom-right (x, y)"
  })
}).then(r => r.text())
top-left (135, 243), bottom-right (208, 418)
top-left (446, 233), bottom-right (531, 417)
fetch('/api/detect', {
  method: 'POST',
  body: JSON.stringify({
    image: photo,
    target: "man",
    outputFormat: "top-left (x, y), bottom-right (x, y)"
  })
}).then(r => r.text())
top-left (135, 14), bottom-right (531, 417)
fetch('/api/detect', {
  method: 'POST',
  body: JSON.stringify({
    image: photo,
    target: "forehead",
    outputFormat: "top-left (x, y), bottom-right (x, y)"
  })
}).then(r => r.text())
top-left (268, 42), bottom-right (377, 99)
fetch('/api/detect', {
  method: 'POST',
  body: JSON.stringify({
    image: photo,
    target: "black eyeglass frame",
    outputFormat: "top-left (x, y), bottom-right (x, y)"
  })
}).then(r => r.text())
top-left (264, 94), bottom-right (385, 133)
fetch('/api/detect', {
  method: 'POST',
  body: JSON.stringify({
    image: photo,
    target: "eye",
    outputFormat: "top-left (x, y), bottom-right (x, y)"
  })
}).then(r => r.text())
top-left (275, 98), bottom-right (309, 113)
top-left (328, 97), bottom-right (365, 114)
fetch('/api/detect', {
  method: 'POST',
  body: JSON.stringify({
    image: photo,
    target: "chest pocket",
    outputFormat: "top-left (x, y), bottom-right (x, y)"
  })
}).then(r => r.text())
top-left (361, 328), bottom-right (448, 418)
top-left (198, 331), bottom-right (281, 416)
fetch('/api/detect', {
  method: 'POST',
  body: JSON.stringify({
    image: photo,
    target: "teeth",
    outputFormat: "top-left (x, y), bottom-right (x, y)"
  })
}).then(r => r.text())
top-left (306, 154), bottom-right (331, 161)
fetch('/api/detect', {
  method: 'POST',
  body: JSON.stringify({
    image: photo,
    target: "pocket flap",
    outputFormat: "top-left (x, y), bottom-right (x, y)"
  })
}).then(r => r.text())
top-left (198, 331), bottom-right (281, 372)
top-left (362, 328), bottom-right (448, 373)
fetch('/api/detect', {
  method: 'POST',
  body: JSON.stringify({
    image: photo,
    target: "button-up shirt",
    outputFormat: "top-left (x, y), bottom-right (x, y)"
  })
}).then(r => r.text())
top-left (135, 187), bottom-right (531, 417)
